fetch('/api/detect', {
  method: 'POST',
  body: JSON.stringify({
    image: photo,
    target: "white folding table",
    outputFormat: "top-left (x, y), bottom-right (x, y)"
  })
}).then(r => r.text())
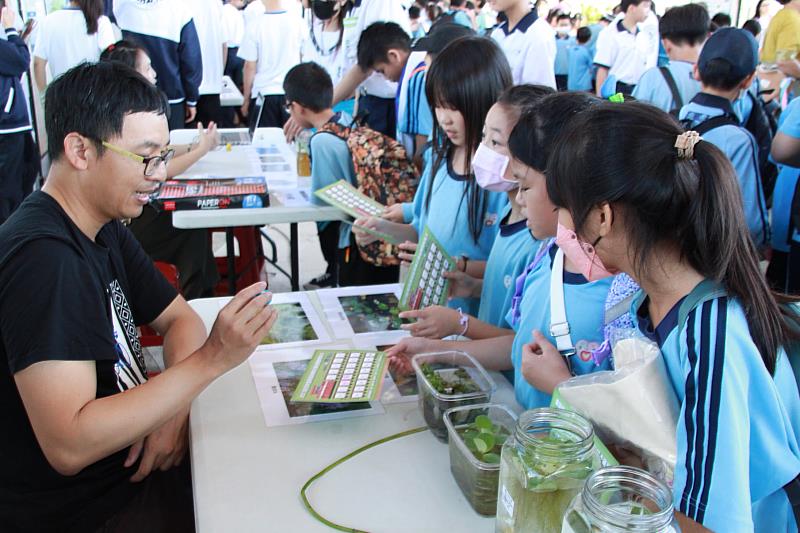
top-left (168, 128), bottom-right (348, 293)
top-left (188, 292), bottom-right (520, 532)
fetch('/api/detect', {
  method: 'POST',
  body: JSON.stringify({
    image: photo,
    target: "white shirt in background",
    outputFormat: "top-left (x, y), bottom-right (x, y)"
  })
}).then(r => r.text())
top-left (192, 0), bottom-right (228, 95)
top-left (33, 8), bottom-right (115, 80)
top-left (491, 12), bottom-right (556, 88)
top-left (301, 16), bottom-right (348, 86)
top-left (222, 2), bottom-right (245, 48)
top-left (238, 9), bottom-right (304, 97)
top-left (594, 19), bottom-right (651, 86)
top-left (342, 0), bottom-right (410, 99)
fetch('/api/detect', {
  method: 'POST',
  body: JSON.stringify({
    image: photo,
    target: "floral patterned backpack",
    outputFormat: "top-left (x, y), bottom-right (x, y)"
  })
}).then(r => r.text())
top-left (317, 121), bottom-right (419, 266)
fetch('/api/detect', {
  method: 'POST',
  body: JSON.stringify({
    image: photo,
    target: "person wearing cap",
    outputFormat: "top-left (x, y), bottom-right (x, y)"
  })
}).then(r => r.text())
top-left (593, 0), bottom-right (653, 96)
top-left (488, 0), bottom-right (557, 88)
top-left (679, 27), bottom-right (770, 250)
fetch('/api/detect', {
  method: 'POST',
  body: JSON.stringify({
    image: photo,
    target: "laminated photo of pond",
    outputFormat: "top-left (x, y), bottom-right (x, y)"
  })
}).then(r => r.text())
top-left (377, 344), bottom-right (418, 399)
top-left (274, 360), bottom-right (371, 417)
top-left (339, 293), bottom-right (411, 334)
top-left (260, 303), bottom-right (318, 345)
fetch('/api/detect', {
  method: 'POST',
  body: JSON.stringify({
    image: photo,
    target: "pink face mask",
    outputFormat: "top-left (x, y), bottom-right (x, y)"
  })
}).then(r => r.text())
top-left (554, 223), bottom-right (614, 282)
top-left (472, 143), bottom-right (517, 192)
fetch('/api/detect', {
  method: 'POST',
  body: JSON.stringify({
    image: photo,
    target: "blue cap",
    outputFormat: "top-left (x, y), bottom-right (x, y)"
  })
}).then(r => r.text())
top-left (698, 27), bottom-right (758, 79)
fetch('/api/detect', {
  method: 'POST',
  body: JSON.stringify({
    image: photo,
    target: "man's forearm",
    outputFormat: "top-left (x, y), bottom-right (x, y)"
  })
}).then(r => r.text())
top-left (595, 67), bottom-right (609, 97)
top-left (161, 310), bottom-right (207, 367)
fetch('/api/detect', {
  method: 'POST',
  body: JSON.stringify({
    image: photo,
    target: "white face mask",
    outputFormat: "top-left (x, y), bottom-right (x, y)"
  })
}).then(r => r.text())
top-left (472, 143), bottom-right (517, 192)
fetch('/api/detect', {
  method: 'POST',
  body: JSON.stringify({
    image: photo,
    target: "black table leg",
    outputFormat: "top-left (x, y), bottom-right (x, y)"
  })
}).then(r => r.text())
top-left (290, 222), bottom-right (299, 291)
top-left (226, 227), bottom-right (236, 295)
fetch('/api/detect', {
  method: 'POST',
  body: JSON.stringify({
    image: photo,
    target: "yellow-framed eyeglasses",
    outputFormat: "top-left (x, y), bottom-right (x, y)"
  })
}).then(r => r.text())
top-left (101, 141), bottom-right (175, 177)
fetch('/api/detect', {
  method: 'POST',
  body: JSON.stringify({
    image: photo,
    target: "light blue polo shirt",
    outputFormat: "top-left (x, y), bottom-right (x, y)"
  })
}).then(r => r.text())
top-left (310, 112), bottom-right (357, 248)
top-left (633, 287), bottom-right (800, 533)
top-left (567, 43), bottom-right (593, 91)
top-left (554, 35), bottom-right (574, 76)
top-left (412, 146), bottom-right (508, 315)
top-left (478, 204), bottom-right (539, 329)
top-left (679, 93), bottom-right (770, 248)
top-left (632, 61), bottom-right (700, 114)
top-left (503, 245), bottom-right (613, 409)
top-left (772, 97), bottom-right (800, 252)
top-left (398, 67), bottom-right (432, 142)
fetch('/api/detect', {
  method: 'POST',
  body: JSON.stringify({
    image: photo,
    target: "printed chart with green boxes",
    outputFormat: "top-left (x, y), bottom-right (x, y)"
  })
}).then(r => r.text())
top-left (314, 180), bottom-right (401, 244)
top-left (400, 227), bottom-right (456, 310)
top-left (291, 349), bottom-right (389, 403)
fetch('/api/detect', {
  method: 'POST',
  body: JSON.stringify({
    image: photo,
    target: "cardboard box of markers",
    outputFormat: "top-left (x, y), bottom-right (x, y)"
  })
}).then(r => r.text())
top-left (150, 177), bottom-right (270, 211)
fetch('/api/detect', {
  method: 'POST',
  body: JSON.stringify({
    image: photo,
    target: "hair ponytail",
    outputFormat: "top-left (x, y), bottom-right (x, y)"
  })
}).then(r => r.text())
top-left (546, 101), bottom-right (794, 375)
top-left (75, 0), bottom-right (103, 35)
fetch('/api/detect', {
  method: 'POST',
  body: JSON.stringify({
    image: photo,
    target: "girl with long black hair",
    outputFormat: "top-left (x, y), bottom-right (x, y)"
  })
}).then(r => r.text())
top-left (542, 100), bottom-right (800, 532)
top-left (355, 36), bottom-right (512, 315)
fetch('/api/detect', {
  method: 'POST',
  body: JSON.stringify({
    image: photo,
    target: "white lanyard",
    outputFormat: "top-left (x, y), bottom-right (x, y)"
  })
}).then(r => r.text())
top-left (549, 247), bottom-right (576, 358)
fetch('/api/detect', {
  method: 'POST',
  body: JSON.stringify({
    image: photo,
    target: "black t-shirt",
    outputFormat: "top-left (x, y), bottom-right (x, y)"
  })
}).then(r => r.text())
top-left (0, 192), bottom-right (178, 532)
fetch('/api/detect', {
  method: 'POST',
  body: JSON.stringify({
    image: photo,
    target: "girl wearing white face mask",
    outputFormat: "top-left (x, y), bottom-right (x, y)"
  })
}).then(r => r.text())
top-left (388, 92), bottom-right (619, 410)
top-left (396, 84), bottom-right (553, 342)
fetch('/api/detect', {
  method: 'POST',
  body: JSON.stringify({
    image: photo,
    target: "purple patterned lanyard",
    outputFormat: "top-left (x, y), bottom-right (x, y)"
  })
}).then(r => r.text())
top-left (509, 238), bottom-right (556, 328)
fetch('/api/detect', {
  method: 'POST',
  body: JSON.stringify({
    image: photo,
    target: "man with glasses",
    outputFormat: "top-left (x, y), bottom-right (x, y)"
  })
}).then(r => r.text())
top-left (0, 61), bottom-right (277, 531)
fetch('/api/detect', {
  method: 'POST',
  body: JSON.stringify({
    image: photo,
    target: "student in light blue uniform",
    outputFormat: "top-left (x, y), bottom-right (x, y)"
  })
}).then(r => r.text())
top-left (679, 28), bottom-right (770, 250)
top-left (396, 85), bottom-right (553, 344)
top-left (546, 100), bottom-right (800, 533)
top-left (553, 14), bottom-right (575, 91)
top-left (285, 62), bottom-right (397, 287)
top-left (567, 27), bottom-right (594, 92)
top-left (768, 96), bottom-right (800, 292)
top-left (354, 37), bottom-right (512, 315)
top-left (632, 4), bottom-right (708, 114)
top-left (386, 91), bottom-right (612, 410)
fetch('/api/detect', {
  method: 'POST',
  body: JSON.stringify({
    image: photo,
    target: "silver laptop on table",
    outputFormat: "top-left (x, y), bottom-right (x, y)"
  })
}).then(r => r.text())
top-left (218, 94), bottom-right (266, 146)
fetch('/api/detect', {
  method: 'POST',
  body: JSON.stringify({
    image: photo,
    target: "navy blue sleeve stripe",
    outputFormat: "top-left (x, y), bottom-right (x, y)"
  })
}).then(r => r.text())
top-left (696, 296), bottom-right (728, 523)
top-left (687, 300), bottom-right (714, 519)
top-left (681, 306), bottom-right (700, 517)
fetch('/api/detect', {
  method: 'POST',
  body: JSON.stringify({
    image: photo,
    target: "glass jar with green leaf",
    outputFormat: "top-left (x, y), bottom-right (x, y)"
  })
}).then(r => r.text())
top-left (412, 351), bottom-right (496, 442)
top-left (562, 466), bottom-right (679, 533)
top-left (444, 404), bottom-right (517, 516)
top-left (495, 408), bottom-right (599, 533)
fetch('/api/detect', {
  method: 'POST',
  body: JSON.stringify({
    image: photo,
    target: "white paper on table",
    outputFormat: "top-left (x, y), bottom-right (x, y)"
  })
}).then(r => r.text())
top-left (219, 291), bottom-right (331, 350)
top-left (315, 283), bottom-right (410, 344)
top-left (275, 188), bottom-right (313, 207)
top-left (248, 344), bottom-right (385, 427)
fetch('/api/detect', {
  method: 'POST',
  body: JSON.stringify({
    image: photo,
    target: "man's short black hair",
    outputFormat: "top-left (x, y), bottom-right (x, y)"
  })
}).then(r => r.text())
top-left (711, 12), bottom-right (732, 27)
top-left (450, 0), bottom-right (465, 7)
top-left (356, 21), bottom-right (411, 70)
top-left (698, 58), bottom-right (750, 90)
top-left (621, 0), bottom-right (649, 13)
top-left (45, 61), bottom-right (167, 163)
top-left (283, 62), bottom-right (333, 113)
top-left (409, 4), bottom-right (420, 18)
top-left (576, 26), bottom-right (591, 44)
top-left (660, 4), bottom-right (709, 46)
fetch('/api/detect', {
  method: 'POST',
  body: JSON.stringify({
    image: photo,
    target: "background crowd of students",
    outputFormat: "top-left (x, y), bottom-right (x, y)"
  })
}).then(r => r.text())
top-left (2, 0), bottom-right (800, 531)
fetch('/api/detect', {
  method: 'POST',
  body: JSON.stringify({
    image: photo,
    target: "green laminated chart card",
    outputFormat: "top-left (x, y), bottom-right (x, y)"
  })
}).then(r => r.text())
top-left (290, 349), bottom-right (389, 403)
top-left (314, 180), bottom-right (402, 244)
top-left (399, 227), bottom-right (456, 310)
top-left (315, 180), bottom-right (385, 218)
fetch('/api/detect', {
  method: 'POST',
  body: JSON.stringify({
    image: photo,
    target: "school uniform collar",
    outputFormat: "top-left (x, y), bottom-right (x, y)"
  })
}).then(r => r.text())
top-left (689, 92), bottom-right (737, 118)
top-left (499, 10), bottom-right (538, 36)
top-left (446, 156), bottom-right (470, 181)
top-left (549, 244), bottom-right (589, 285)
top-left (635, 294), bottom-right (685, 347)
top-left (616, 19), bottom-right (639, 35)
top-left (327, 112), bottom-right (343, 125)
top-left (500, 216), bottom-right (528, 237)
